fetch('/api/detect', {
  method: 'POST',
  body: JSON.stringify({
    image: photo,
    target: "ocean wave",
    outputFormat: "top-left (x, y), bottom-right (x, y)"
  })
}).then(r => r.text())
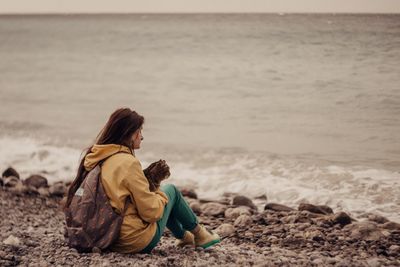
top-left (0, 136), bottom-right (81, 183)
top-left (0, 136), bottom-right (399, 222)
top-left (164, 149), bottom-right (400, 222)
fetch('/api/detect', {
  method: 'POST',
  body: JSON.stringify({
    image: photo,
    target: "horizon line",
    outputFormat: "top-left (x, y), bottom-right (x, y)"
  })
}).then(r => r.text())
top-left (0, 11), bottom-right (399, 15)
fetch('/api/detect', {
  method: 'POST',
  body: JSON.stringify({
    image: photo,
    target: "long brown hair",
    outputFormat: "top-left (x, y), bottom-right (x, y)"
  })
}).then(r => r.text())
top-left (64, 108), bottom-right (144, 209)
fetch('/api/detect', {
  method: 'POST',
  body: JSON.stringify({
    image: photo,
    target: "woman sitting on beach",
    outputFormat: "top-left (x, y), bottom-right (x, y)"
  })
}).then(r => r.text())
top-left (65, 108), bottom-right (220, 253)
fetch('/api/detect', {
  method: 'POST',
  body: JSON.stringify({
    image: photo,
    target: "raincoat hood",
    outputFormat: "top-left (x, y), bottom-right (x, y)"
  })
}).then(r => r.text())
top-left (84, 144), bottom-right (133, 171)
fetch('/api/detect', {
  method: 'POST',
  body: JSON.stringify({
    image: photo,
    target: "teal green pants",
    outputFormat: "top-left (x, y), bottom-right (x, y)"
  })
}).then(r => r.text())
top-left (140, 184), bottom-right (198, 253)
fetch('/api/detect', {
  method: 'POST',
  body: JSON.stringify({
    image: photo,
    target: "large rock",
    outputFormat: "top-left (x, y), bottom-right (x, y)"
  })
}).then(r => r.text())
top-left (224, 206), bottom-right (252, 219)
top-left (187, 199), bottom-right (201, 215)
top-left (234, 214), bottom-right (253, 227)
top-left (344, 222), bottom-right (385, 241)
top-left (24, 175), bottom-right (48, 189)
top-left (298, 203), bottom-right (333, 215)
top-left (264, 203), bottom-right (294, 212)
top-left (331, 211), bottom-right (352, 226)
top-left (3, 235), bottom-right (21, 246)
top-left (3, 176), bottom-right (21, 187)
top-left (49, 182), bottom-right (67, 197)
top-left (180, 188), bottom-right (198, 199)
top-left (2, 167), bottom-right (20, 179)
top-left (215, 223), bottom-right (235, 237)
top-left (201, 202), bottom-right (227, 216)
top-left (232, 195), bottom-right (257, 210)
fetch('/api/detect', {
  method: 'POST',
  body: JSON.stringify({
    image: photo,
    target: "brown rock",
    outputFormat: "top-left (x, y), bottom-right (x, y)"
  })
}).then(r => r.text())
top-left (215, 223), bottom-right (235, 237)
top-left (224, 206), bottom-right (252, 219)
top-left (201, 202), bottom-right (227, 216)
top-left (298, 203), bottom-right (333, 215)
top-left (24, 175), bottom-right (48, 189)
top-left (264, 203), bottom-right (294, 212)
top-left (3, 235), bottom-right (21, 246)
top-left (344, 222), bottom-right (385, 241)
top-left (189, 200), bottom-right (201, 215)
top-left (180, 188), bottom-right (197, 199)
top-left (234, 215), bottom-right (253, 227)
top-left (8, 182), bottom-right (26, 195)
top-left (24, 185), bottom-right (39, 195)
top-left (381, 221), bottom-right (400, 231)
top-left (7, 182), bottom-right (37, 195)
top-left (3, 176), bottom-right (21, 187)
top-left (388, 245), bottom-right (400, 257)
top-left (280, 215), bottom-right (296, 224)
top-left (368, 214), bottom-right (389, 224)
top-left (38, 187), bottom-right (50, 197)
top-left (232, 195), bottom-right (257, 210)
top-left (49, 182), bottom-right (66, 197)
top-left (304, 230), bottom-right (324, 242)
top-left (2, 167), bottom-right (20, 179)
top-left (332, 212), bottom-right (352, 226)
top-left (295, 211), bottom-right (323, 224)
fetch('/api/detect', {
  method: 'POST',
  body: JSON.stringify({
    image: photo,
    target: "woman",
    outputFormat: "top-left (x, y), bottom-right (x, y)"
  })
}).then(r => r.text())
top-left (65, 108), bottom-right (220, 253)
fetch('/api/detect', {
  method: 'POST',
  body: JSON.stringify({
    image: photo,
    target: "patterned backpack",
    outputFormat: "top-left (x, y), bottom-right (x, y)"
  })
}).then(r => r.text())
top-left (64, 165), bottom-right (128, 252)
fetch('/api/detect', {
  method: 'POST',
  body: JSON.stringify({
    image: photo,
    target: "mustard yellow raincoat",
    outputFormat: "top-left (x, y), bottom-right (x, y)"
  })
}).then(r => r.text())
top-left (84, 144), bottom-right (168, 253)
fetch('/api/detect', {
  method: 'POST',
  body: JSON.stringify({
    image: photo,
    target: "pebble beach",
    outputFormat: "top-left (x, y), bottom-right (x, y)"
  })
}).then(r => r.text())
top-left (1, 167), bottom-right (400, 267)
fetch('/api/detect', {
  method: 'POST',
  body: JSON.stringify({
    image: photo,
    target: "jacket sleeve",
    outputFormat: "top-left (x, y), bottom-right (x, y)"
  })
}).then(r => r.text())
top-left (123, 159), bottom-right (169, 223)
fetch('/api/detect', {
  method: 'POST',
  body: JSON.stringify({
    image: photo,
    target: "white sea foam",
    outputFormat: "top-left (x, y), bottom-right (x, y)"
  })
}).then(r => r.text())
top-left (0, 136), bottom-right (81, 183)
top-left (1, 136), bottom-right (399, 223)
top-left (166, 151), bottom-right (400, 222)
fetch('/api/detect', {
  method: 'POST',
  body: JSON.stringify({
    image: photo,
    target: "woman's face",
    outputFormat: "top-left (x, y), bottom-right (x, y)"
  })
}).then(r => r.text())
top-left (132, 127), bottom-right (143, 149)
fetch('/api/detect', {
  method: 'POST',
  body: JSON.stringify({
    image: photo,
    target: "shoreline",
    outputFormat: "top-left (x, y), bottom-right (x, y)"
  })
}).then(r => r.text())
top-left (1, 137), bottom-right (399, 224)
top-left (1, 169), bottom-right (400, 266)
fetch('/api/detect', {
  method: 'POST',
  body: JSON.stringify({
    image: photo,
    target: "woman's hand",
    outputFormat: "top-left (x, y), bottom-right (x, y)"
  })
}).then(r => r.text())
top-left (143, 159), bottom-right (170, 192)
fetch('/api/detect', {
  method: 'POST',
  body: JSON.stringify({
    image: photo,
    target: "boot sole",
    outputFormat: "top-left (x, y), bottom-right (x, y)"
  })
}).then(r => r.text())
top-left (197, 239), bottom-right (221, 249)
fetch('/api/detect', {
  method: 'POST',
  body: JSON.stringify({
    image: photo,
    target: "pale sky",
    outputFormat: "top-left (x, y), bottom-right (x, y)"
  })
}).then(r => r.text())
top-left (0, 0), bottom-right (399, 14)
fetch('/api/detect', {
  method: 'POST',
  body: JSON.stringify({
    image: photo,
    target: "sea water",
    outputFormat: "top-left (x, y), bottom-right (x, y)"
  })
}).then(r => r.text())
top-left (0, 14), bottom-right (399, 221)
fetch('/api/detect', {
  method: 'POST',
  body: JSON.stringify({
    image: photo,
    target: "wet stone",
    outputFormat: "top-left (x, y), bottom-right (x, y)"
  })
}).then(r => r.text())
top-left (298, 203), bottom-right (333, 215)
top-left (264, 203), bottom-right (294, 212)
top-left (232, 195), bottom-right (257, 211)
top-left (2, 167), bottom-right (20, 179)
top-left (24, 175), bottom-right (48, 189)
top-left (201, 202), bottom-right (227, 217)
top-left (332, 211), bottom-right (352, 226)
top-left (225, 206), bottom-right (252, 219)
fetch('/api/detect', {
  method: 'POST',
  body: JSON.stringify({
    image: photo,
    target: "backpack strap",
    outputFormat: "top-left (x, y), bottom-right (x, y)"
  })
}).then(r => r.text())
top-left (96, 149), bottom-right (133, 216)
